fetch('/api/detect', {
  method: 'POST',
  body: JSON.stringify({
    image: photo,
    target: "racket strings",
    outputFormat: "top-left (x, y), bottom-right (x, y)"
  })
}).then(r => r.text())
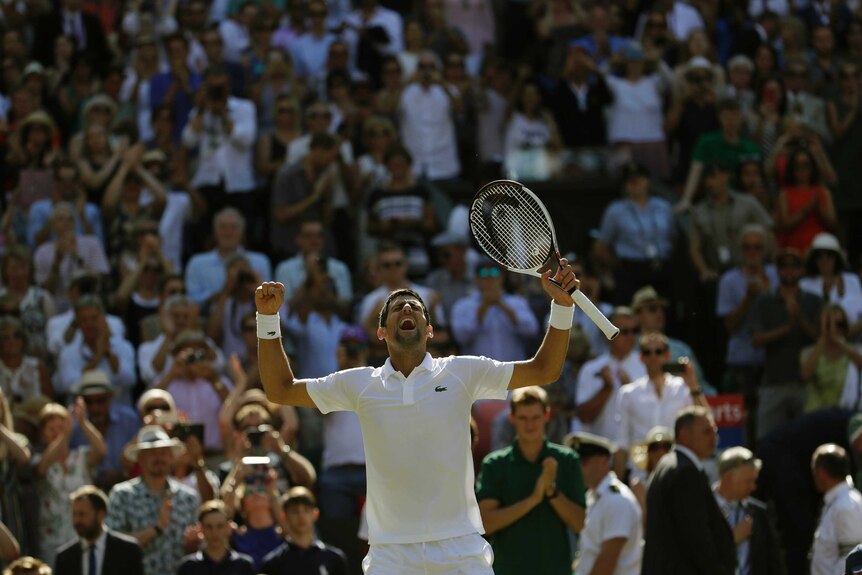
top-left (471, 184), bottom-right (554, 270)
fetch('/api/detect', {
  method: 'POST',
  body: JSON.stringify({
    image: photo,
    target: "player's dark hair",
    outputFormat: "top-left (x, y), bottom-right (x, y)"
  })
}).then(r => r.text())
top-left (378, 289), bottom-right (431, 328)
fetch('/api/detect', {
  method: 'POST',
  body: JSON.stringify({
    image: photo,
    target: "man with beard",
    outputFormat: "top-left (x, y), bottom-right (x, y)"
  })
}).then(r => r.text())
top-left (55, 485), bottom-right (144, 575)
top-left (256, 257), bottom-right (580, 574)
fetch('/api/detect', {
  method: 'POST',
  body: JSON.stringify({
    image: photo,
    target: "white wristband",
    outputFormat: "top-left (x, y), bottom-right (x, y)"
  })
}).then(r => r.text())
top-left (549, 301), bottom-right (574, 331)
top-left (257, 313), bottom-right (281, 339)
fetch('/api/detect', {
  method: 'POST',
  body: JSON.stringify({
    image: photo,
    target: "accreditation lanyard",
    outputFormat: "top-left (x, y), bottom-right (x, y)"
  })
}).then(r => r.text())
top-left (628, 201), bottom-right (660, 259)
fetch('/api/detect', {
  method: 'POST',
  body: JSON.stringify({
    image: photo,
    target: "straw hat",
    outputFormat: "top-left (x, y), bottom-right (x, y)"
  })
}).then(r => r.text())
top-left (124, 425), bottom-right (185, 462)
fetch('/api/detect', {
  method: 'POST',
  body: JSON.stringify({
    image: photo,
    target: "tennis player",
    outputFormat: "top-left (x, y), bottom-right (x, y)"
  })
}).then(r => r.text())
top-left (256, 259), bottom-right (579, 574)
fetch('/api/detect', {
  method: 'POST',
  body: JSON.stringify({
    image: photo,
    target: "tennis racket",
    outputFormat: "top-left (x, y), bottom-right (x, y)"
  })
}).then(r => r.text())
top-left (470, 180), bottom-right (620, 340)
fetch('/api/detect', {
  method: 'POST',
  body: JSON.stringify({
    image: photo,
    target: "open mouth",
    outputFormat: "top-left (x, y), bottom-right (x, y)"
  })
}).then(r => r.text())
top-left (399, 318), bottom-right (416, 330)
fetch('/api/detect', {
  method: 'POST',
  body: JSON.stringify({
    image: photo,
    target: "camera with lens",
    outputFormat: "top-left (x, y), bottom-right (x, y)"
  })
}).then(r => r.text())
top-left (186, 348), bottom-right (207, 364)
top-left (245, 424), bottom-right (273, 449)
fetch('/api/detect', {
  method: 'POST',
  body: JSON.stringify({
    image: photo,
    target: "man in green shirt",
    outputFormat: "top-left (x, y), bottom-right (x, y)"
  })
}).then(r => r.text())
top-left (476, 386), bottom-right (586, 575)
top-left (678, 98), bottom-right (760, 212)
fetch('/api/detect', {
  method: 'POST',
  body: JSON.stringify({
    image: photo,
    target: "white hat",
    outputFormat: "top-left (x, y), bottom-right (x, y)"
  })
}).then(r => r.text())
top-left (124, 425), bottom-right (185, 461)
top-left (71, 370), bottom-right (114, 397)
top-left (806, 232), bottom-right (848, 271)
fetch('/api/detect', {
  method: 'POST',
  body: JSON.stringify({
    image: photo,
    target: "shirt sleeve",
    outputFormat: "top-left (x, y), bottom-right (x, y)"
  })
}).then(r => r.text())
top-left (559, 450), bottom-right (587, 507)
top-left (305, 370), bottom-right (364, 414)
top-left (715, 272), bottom-right (738, 318)
top-left (576, 363), bottom-right (604, 408)
top-left (455, 356), bottom-right (513, 402)
top-left (596, 202), bottom-right (620, 245)
top-left (601, 493), bottom-right (639, 540)
top-left (475, 454), bottom-right (505, 502)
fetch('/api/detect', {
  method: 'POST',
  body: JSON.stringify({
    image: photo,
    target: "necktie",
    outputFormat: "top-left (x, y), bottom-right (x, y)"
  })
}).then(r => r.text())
top-left (88, 544), bottom-right (96, 575)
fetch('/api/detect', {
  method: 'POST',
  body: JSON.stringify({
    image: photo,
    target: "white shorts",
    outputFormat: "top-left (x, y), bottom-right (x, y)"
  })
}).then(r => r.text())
top-left (362, 533), bottom-right (494, 575)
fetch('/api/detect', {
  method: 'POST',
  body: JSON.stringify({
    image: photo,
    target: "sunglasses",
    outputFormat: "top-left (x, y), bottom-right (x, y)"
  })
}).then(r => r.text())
top-left (143, 402), bottom-right (171, 414)
top-left (648, 441), bottom-right (673, 452)
top-left (641, 347), bottom-right (668, 356)
top-left (618, 327), bottom-right (640, 336)
top-left (477, 267), bottom-right (502, 278)
top-left (379, 260), bottom-right (405, 269)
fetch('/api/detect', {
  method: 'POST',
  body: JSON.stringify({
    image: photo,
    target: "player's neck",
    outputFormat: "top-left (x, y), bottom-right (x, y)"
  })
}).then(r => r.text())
top-left (388, 348), bottom-right (426, 377)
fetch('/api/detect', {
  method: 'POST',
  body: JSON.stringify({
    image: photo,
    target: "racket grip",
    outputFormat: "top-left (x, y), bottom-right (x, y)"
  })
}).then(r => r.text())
top-left (571, 289), bottom-right (621, 341)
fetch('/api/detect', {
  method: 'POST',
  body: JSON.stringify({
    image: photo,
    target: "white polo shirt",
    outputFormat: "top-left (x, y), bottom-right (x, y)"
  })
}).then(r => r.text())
top-left (306, 353), bottom-right (512, 545)
top-left (615, 374), bottom-right (694, 450)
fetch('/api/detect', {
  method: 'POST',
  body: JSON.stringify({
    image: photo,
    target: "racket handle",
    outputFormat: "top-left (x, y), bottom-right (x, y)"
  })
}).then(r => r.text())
top-left (571, 289), bottom-right (621, 341)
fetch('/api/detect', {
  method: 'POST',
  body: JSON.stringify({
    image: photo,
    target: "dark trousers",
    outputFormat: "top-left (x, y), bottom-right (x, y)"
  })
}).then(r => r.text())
top-left (613, 258), bottom-right (673, 307)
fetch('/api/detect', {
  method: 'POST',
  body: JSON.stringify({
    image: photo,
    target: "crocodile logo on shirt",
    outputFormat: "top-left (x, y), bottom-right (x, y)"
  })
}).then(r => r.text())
top-left (435, 385), bottom-right (448, 392)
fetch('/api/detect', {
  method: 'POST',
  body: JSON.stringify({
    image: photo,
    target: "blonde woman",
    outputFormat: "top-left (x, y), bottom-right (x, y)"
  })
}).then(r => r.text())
top-left (33, 400), bottom-right (105, 565)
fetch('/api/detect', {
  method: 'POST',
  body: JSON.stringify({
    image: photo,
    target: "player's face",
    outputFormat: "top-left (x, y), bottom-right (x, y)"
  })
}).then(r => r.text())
top-left (381, 296), bottom-right (430, 348)
top-left (509, 402), bottom-right (548, 442)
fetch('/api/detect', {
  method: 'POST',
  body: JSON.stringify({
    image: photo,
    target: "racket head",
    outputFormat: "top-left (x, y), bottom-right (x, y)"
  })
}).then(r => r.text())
top-left (469, 179), bottom-right (561, 277)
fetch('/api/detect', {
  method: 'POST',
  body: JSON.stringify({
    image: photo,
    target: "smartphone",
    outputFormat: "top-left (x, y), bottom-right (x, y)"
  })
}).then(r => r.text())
top-left (241, 456), bottom-right (272, 492)
top-left (245, 424), bottom-right (272, 448)
top-left (662, 362), bottom-right (686, 375)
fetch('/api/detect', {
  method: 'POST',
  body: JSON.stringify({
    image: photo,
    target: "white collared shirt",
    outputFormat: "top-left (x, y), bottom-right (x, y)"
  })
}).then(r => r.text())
top-left (811, 480), bottom-right (862, 575)
top-left (616, 374), bottom-right (694, 450)
top-left (306, 353), bottom-right (512, 544)
top-left (574, 352), bottom-right (646, 441)
top-left (398, 83), bottom-right (461, 180)
top-left (576, 472), bottom-right (643, 575)
top-left (81, 529), bottom-right (108, 575)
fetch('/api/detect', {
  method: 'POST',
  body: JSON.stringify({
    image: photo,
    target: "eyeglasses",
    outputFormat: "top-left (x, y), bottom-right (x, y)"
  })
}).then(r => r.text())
top-left (477, 267), bottom-right (502, 278)
top-left (641, 347), bottom-right (668, 356)
top-left (648, 441), bottom-right (673, 452)
top-left (618, 327), bottom-right (640, 336)
top-left (143, 402), bottom-right (171, 414)
top-left (379, 260), bottom-right (405, 269)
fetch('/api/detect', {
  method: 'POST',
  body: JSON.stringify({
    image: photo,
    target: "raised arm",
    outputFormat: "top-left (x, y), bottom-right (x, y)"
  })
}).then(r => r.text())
top-left (509, 260), bottom-right (578, 390)
top-left (256, 282), bottom-right (316, 407)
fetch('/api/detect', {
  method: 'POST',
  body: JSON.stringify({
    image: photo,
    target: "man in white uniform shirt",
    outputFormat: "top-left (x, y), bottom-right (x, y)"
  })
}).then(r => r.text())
top-left (574, 307), bottom-right (645, 439)
top-left (810, 444), bottom-right (862, 575)
top-left (569, 432), bottom-right (642, 575)
top-left (614, 332), bottom-right (708, 479)
top-left (256, 257), bottom-right (580, 574)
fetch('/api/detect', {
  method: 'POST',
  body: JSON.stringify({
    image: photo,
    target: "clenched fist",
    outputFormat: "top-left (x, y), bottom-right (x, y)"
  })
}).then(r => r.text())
top-left (255, 282), bottom-right (285, 315)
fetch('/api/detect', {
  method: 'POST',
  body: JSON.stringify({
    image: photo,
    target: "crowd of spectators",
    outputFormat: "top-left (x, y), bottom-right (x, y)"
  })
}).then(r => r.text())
top-left (0, 0), bottom-right (862, 573)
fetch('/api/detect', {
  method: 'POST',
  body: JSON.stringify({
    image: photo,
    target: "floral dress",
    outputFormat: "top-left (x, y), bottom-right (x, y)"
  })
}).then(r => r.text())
top-left (35, 446), bottom-right (92, 565)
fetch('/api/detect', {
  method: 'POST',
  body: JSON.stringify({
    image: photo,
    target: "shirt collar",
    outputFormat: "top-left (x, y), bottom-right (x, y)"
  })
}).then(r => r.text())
top-left (381, 353), bottom-right (434, 382)
top-left (512, 438), bottom-right (550, 463)
top-left (595, 471), bottom-right (617, 496)
top-left (674, 445), bottom-right (705, 471)
top-left (824, 480), bottom-right (852, 505)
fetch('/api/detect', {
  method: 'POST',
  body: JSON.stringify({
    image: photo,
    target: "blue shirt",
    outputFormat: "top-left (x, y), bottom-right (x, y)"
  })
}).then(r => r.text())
top-left (184, 249), bottom-right (272, 304)
top-left (283, 309), bottom-right (344, 378)
top-left (26, 199), bottom-right (105, 248)
top-left (597, 197), bottom-right (676, 261)
top-left (150, 71), bottom-right (203, 143)
top-left (290, 32), bottom-right (336, 78)
top-left (231, 526), bottom-right (283, 570)
top-left (55, 337), bottom-right (138, 407)
top-left (716, 265), bottom-right (779, 366)
top-left (450, 293), bottom-right (540, 361)
top-left (70, 404), bottom-right (140, 475)
top-left (569, 34), bottom-right (629, 64)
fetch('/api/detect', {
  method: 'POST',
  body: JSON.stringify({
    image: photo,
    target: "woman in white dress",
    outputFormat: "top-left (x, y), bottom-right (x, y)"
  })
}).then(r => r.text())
top-left (33, 400), bottom-right (105, 565)
top-left (800, 233), bottom-right (862, 338)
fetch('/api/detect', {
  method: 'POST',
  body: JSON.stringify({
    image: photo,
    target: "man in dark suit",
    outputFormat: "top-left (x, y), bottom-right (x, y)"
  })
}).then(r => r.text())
top-left (31, 0), bottom-right (110, 70)
top-left (641, 406), bottom-right (736, 575)
top-left (550, 46), bottom-right (613, 149)
top-left (714, 447), bottom-right (784, 575)
top-left (55, 485), bottom-right (144, 575)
